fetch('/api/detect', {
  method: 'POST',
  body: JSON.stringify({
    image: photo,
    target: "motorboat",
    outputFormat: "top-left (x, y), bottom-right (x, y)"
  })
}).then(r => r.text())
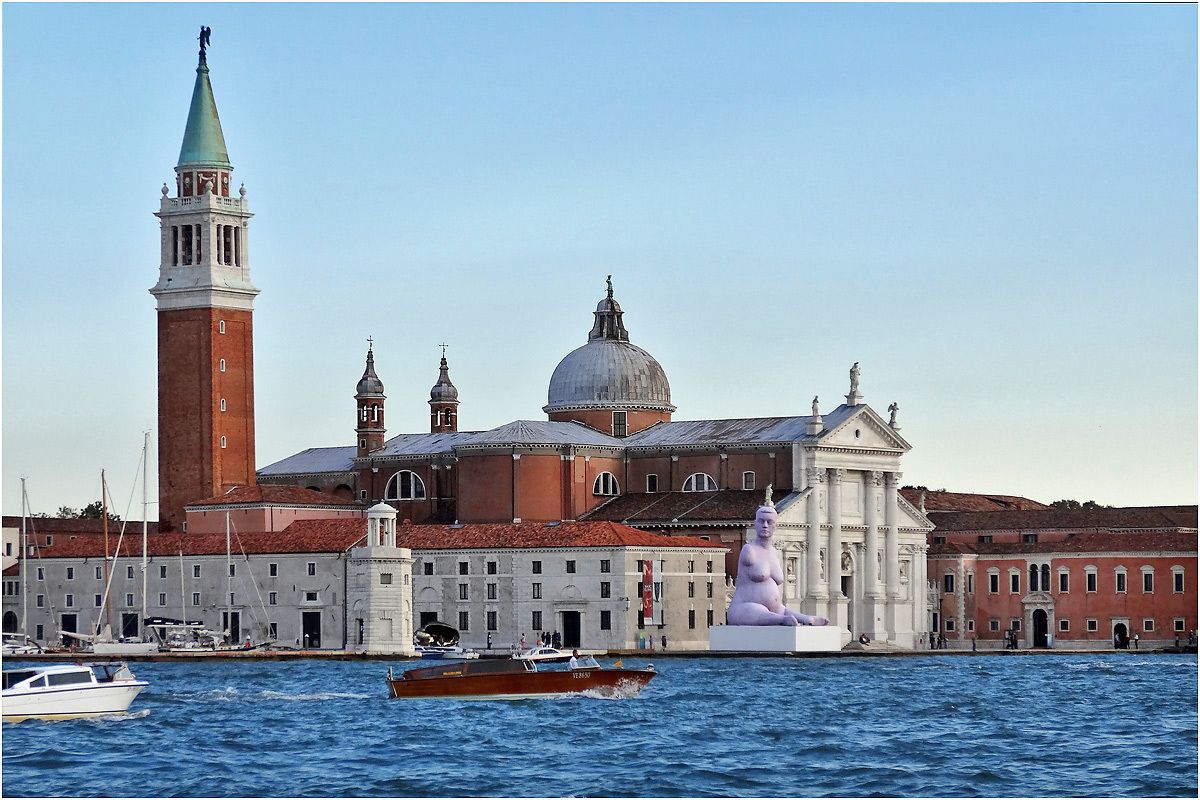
top-left (2, 662), bottom-right (149, 722)
top-left (386, 658), bottom-right (656, 700)
top-left (60, 625), bottom-right (159, 656)
top-left (414, 645), bottom-right (480, 660)
top-left (1, 633), bottom-right (43, 656)
top-left (512, 646), bottom-right (573, 663)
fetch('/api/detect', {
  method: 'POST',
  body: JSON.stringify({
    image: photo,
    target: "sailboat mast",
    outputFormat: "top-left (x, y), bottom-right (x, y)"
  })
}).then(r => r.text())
top-left (179, 547), bottom-right (186, 621)
top-left (101, 470), bottom-right (111, 630)
top-left (141, 431), bottom-right (149, 632)
top-left (20, 478), bottom-right (28, 638)
top-left (225, 511), bottom-right (233, 644)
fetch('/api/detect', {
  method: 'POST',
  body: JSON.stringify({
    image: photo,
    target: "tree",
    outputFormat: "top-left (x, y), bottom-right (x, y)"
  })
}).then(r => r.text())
top-left (1049, 499), bottom-right (1108, 511)
top-left (51, 502), bottom-right (122, 523)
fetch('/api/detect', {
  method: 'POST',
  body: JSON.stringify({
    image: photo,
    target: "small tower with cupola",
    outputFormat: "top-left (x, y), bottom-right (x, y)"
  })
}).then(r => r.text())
top-left (356, 343), bottom-right (386, 457)
top-left (150, 35), bottom-right (258, 530)
top-left (429, 347), bottom-right (459, 433)
top-left (346, 502), bottom-right (416, 655)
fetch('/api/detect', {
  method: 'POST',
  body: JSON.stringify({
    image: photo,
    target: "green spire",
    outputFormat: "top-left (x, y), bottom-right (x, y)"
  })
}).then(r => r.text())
top-left (177, 53), bottom-right (231, 169)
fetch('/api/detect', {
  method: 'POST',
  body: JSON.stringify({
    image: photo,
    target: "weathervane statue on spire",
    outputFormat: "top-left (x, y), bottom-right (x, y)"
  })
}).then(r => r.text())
top-left (198, 26), bottom-right (212, 56)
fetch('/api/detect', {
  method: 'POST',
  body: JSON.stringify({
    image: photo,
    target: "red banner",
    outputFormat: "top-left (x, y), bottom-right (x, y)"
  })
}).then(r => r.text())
top-left (642, 559), bottom-right (653, 619)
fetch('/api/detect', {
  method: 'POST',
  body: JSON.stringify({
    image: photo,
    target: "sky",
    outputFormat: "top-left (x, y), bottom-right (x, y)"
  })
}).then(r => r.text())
top-left (2, 2), bottom-right (1196, 519)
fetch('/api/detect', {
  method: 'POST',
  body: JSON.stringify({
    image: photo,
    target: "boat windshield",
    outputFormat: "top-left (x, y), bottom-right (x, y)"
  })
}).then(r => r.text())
top-left (2, 670), bottom-right (39, 690)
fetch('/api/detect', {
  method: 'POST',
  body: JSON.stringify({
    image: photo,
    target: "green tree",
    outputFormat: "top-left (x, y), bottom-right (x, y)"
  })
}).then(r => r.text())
top-left (1049, 499), bottom-right (1108, 511)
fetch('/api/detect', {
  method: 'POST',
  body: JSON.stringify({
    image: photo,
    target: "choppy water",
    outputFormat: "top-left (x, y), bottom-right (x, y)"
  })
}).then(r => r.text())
top-left (2, 653), bottom-right (1196, 797)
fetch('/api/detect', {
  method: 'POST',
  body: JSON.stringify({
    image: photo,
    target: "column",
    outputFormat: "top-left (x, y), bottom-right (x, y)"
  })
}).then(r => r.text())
top-left (804, 466), bottom-right (827, 618)
top-left (216, 223), bottom-right (224, 265)
top-left (827, 468), bottom-right (848, 636)
top-left (863, 471), bottom-right (885, 639)
top-left (884, 472), bottom-right (910, 640)
top-left (173, 225), bottom-right (181, 266)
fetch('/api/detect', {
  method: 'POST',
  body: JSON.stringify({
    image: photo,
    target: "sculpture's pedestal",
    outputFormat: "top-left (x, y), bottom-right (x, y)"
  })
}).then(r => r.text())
top-left (709, 625), bottom-right (844, 653)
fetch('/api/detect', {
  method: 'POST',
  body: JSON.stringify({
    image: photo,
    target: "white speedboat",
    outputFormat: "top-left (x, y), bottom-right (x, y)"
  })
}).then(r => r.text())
top-left (415, 645), bottom-right (481, 660)
top-left (2, 663), bottom-right (149, 722)
top-left (512, 646), bottom-right (573, 664)
top-left (1, 633), bottom-right (43, 656)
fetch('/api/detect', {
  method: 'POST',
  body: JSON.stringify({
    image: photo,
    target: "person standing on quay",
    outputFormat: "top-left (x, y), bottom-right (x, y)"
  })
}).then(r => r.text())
top-left (1133, 633), bottom-right (1140, 650)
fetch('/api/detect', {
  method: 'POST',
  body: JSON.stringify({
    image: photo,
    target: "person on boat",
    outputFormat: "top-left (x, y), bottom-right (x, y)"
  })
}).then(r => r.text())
top-left (727, 490), bottom-right (828, 627)
top-left (569, 649), bottom-right (581, 669)
top-left (519, 633), bottom-right (526, 650)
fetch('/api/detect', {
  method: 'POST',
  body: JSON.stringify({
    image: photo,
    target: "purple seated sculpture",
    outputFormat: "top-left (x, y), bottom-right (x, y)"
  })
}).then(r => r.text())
top-left (727, 490), bottom-right (828, 627)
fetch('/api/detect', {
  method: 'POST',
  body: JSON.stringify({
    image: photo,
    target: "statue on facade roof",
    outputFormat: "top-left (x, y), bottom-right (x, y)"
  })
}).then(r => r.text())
top-left (606, 274), bottom-right (613, 297)
top-left (198, 26), bottom-right (212, 54)
top-left (811, 396), bottom-right (820, 418)
top-left (849, 361), bottom-right (860, 394)
top-left (727, 497), bottom-right (828, 627)
top-left (888, 401), bottom-right (899, 427)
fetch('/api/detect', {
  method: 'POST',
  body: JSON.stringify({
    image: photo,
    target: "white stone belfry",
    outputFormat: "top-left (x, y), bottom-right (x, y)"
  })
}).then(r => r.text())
top-left (346, 503), bottom-right (416, 655)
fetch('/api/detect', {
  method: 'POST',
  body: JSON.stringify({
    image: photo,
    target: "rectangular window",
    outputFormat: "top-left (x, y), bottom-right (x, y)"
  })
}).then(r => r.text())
top-left (36, 624), bottom-right (44, 640)
top-left (487, 583), bottom-right (497, 600)
top-left (600, 559), bottom-right (611, 574)
top-left (487, 561), bottom-right (497, 575)
top-left (707, 582), bottom-right (713, 598)
top-left (1116, 572), bottom-right (1127, 593)
top-left (1059, 572), bottom-right (1069, 593)
top-left (304, 591), bottom-right (316, 602)
top-left (126, 593), bottom-right (134, 607)
top-left (1086, 619), bottom-right (1098, 632)
top-left (157, 593), bottom-right (166, 607)
top-left (566, 560), bottom-right (576, 574)
top-left (1022, 533), bottom-right (1039, 543)
top-left (943, 574), bottom-right (954, 593)
top-left (966, 620), bottom-right (975, 632)
top-left (192, 592), bottom-right (201, 606)
top-left (66, 567), bottom-right (75, 580)
top-left (977, 535), bottom-right (993, 544)
top-left (458, 562), bottom-right (469, 576)
top-left (269, 623), bottom-right (278, 640)
top-left (532, 583), bottom-right (542, 599)
top-left (742, 472), bottom-right (755, 491)
top-left (932, 536), bottom-right (946, 545)
top-left (646, 474), bottom-right (658, 493)
top-left (612, 411), bottom-right (628, 438)
top-left (1010, 573), bottom-right (1020, 593)
top-left (1086, 571), bottom-right (1097, 592)
top-left (36, 594), bottom-right (44, 608)
top-left (707, 560), bottom-right (713, 574)
top-left (688, 609), bottom-right (696, 629)
top-left (600, 610), bottom-right (611, 630)
top-left (1174, 618), bottom-right (1186, 632)
top-left (1011, 619), bottom-right (1021, 631)
top-left (688, 581), bottom-right (695, 598)
top-left (269, 592), bottom-right (277, 605)
top-left (1059, 618), bottom-right (1070, 632)
top-left (688, 560), bottom-right (695, 573)
top-left (988, 573), bottom-right (999, 594)
top-left (531, 611), bottom-right (542, 630)
top-left (307, 562), bottom-right (316, 577)
top-left (458, 584), bottom-right (468, 600)
top-left (381, 573), bottom-right (393, 585)
top-left (95, 566), bottom-right (103, 580)
top-left (423, 562), bottom-right (434, 575)
top-left (193, 564), bottom-right (201, 579)
top-left (1142, 573), bottom-right (1153, 593)
top-left (94, 594), bottom-right (102, 607)
top-left (458, 611), bottom-right (469, 631)
top-left (1143, 619), bottom-right (1155, 632)
top-left (531, 560), bottom-right (542, 574)
top-left (966, 573), bottom-right (974, 594)
top-left (600, 581), bottom-right (611, 599)
top-left (228, 564), bottom-right (236, 578)
top-left (159, 565), bottom-right (167, 579)
top-left (1174, 572), bottom-right (1184, 592)
top-left (269, 563), bottom-right (278, 577)
top-left (945, 619), bottom-right (955, 631)
top-left (124, 565), bottom-right (133, 580)
top-left (707, 609), bottom-right (714, 627)
top-left (37, 567), bottom-right (44, 581)
top-left (486, 611), bottom-right (498, 632)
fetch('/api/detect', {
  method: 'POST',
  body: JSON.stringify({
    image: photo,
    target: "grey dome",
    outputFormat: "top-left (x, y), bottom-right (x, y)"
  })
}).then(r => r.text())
top-left (544, 339), bottom-right (674, 413)
top-left (429, 356), bottom-right (459, 404)
top-left (356, 348), bottom-right (385, 397)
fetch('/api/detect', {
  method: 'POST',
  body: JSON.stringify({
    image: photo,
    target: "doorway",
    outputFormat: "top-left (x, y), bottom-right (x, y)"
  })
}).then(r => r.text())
top-left (1113, 622), bottom-right (1129, 649)
top-left (302, 611), bottom-right (322, 649)
top-left (222, 611), bottom-right (241, 644)
top-left (121, 613), bottom-right (140, 639)
top-left (60, 613), bottom-right (77, 646)
top-left (1032, 609), bottom-right (1048, 648)
top-left (2, 611), bottom-right (17, 633)
top-left (841, 576), bottom-right (853, 632)
top-left (561, 611), bottom-right (581, 649)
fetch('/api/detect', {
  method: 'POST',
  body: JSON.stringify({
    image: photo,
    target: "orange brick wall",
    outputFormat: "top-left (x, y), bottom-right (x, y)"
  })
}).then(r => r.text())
top-left (548, 409), bottom-right (669, 436)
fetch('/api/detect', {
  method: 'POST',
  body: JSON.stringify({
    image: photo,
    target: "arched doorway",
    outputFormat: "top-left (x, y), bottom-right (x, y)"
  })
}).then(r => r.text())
top-left (1032, 609), bottom-right (1049, 648)
top-left (1113, 622), bottom-right (1129, 649)
top-left (2, 611), bottom-right (18, 633)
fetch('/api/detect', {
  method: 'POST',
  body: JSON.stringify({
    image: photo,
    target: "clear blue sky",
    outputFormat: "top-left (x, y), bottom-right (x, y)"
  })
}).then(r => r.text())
top-left (3, 3), bottom-right (1196, 518)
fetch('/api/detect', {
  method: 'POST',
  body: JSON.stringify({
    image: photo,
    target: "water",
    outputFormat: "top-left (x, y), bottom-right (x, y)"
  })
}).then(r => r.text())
top-left (2, 654), bottom-right (1196, 797)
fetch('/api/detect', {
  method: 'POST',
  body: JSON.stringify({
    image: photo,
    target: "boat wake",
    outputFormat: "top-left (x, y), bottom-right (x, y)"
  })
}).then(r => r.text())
top-left (259, 690), bottom-right (373, 702)
top-left (578, 679), bottom-right (647, 700)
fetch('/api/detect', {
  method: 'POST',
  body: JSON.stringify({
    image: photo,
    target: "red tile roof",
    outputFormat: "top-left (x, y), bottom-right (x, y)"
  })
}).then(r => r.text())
top-left (581, 490), bottom-right (763, 525)
top-left (898, 490), bottom-right (1048, 512)
top-left (27, 527), bottom-right (368, 559)
top-left (929, 506), bottom-right (1197, 532)
top-left (3, 563), bottom-right (18, 576)
top-left (286, 519), bottom-right (727, 551)
top-left (1, 516), bottom-right (160, 535)
top-left (186, 485), bottom-right (361, 508)
top-left (929, 530), bottom-right (1197, 557)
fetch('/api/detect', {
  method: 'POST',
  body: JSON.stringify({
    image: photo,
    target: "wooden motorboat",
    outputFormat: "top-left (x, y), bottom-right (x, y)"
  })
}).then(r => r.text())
top-left (386, 658), bottom-right (656, 700)
top-left (2, 663), bottom-right (148, 722)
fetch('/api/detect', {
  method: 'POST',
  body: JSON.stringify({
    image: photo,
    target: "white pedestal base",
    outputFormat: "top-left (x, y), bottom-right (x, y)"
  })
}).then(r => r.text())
top-left (709, 625), bottom-right (844, 653)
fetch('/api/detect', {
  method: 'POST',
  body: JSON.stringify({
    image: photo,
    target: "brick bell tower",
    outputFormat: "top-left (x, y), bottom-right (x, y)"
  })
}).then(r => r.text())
top-left (150, 34), bottom-right (259, 530)
top-left (356, 343), bottom-right (386, 457)
top-left (429, 346), bottom-right (459, 433)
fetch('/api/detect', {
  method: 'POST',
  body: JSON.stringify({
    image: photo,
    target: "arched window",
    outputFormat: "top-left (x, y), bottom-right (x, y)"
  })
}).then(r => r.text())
top-left (1040, 564), bottom-right (1050, 591)
top-left (385, 470), bottom-right (426, 501)
top-left (682, 473), bottom-right (717, 492)
top-left (1029, 564), bottom-right (1039, 591)
top-left (593, 472), bottom-right (620, 496)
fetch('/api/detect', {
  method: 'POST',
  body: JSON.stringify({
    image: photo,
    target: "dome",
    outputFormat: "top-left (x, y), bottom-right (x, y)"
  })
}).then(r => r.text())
top-left (430, 356), bottom-right (459, 404)
top-left (543, 277), bottom-right (674, 414)
top-left (544, 339), bottom-right (674, 413)
top-left (356, 347), bottom-right (385, 397)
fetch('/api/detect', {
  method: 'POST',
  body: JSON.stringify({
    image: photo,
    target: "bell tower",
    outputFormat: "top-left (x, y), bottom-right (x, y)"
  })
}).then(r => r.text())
top-left (356, 343), bottom-right (387, 457)
top-left (150, 33), bottom-right (259, 530)
top-left (429, 346), bottom-right (459, 433)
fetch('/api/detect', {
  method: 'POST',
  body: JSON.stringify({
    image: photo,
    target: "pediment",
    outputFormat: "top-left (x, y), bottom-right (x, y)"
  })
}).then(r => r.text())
top-left (819, 406), bottom-right (909, 451)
